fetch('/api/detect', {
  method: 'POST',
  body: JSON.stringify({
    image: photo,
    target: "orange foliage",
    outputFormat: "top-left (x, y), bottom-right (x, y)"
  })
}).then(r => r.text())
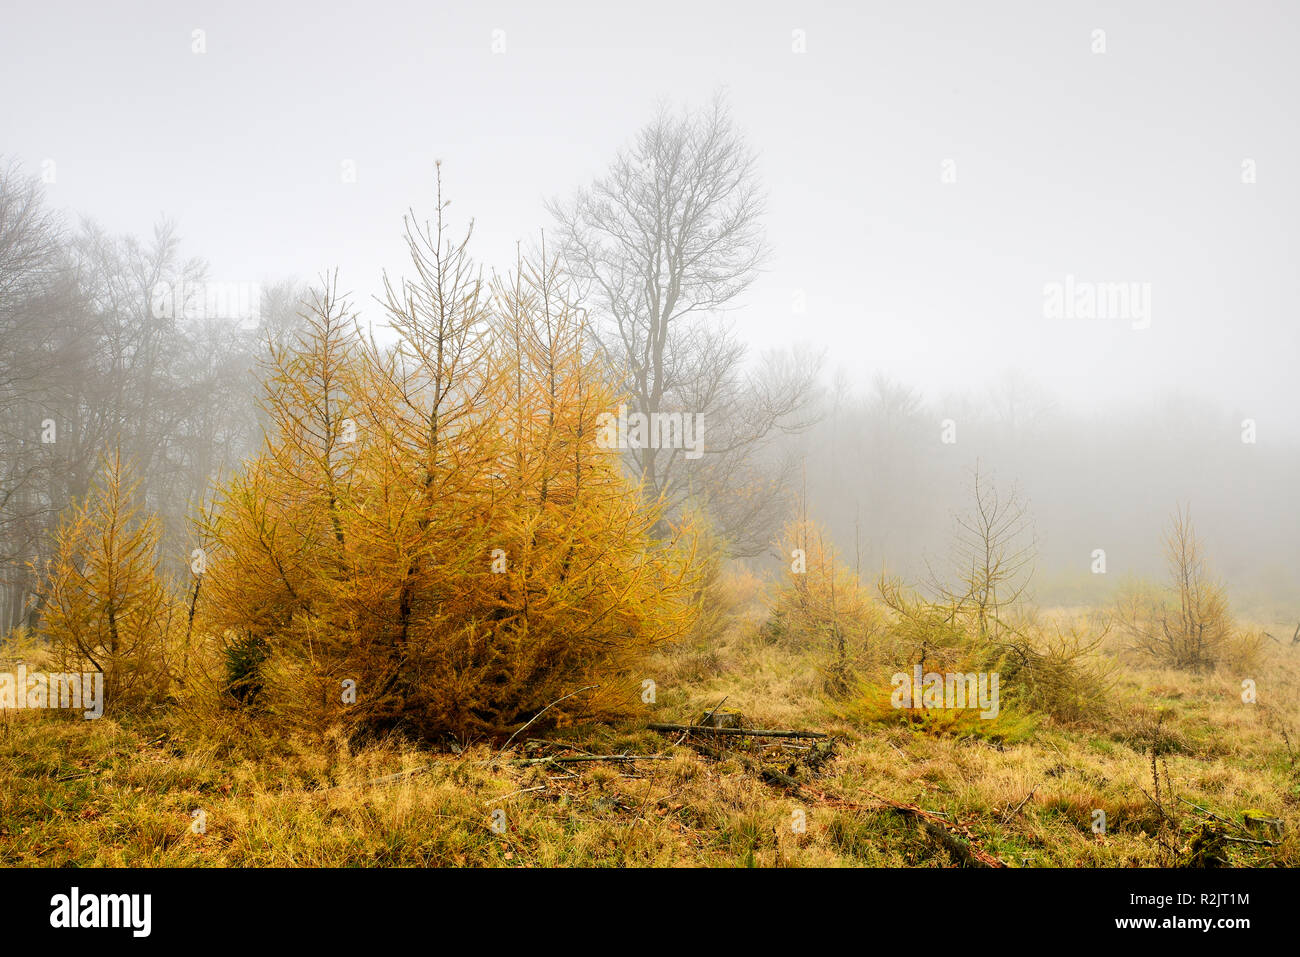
top-left (199, 186), bottom-right (701, 740)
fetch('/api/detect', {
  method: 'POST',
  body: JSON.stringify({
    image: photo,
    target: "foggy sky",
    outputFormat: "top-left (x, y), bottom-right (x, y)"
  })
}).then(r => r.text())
top-left (3, 0), bottom-right (1298, 438)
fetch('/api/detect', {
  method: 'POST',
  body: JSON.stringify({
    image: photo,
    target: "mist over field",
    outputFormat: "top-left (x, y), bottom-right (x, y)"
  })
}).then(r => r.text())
top-left (1, 0), bottom-right (1298, 887)
top-left (4, 1), bottom-right (1296, 624)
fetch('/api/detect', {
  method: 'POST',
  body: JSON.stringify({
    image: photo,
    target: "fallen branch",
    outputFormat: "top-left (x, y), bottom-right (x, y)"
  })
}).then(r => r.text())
top-left (1220, 834), bottom-right (1279, 847)
top-left (1179, 798), bottom-right (1247, 833)
top-left (688, 740), bottom-right (807, 794)
top-left (1000, 784), bottom-right (1039, 826)
top-left (512, 754), bottom-right (672, 767)
top-left (648, 723), bottom-right (827, 739)
top-left (809, 786), bottom-right (1005, 868)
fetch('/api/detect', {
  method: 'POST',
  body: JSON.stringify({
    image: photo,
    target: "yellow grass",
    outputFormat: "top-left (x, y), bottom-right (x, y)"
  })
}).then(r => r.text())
top-left (2, 576), bottom-right (1297, 868)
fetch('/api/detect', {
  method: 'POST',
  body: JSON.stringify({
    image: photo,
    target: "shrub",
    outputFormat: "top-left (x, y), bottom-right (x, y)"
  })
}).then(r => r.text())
top-left (34, 451), bottom-right (176, 714)
top-left (198, 216), bottom-right (702, 741)
top-left (769, 517), bottom-right (883, 696)
top-left (1118, 505), bottom-right (1234, 670)
top-left (872, 471), bottom-right (1112, 725)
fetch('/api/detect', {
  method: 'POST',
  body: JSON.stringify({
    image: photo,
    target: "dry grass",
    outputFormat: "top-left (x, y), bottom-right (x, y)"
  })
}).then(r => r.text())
top-left (2, 572), bottom-right (1297, 868)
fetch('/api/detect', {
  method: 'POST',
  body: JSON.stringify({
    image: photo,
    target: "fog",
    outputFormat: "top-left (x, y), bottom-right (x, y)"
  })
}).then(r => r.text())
top-left (2, 0), bottom-right (1297, 629)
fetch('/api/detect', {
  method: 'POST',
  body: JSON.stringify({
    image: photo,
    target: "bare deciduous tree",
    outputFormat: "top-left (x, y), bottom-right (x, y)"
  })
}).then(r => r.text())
top-left (0, 158), bottom-right (289, 633)
top-left (1120, 504), bottom-right (1233, 669)
top-left (549, 95), bottom-right (819, 555)
top-left (925, 465), bottom-right (1036, 644)
top-left (0, 160), bottom-right (75, 631)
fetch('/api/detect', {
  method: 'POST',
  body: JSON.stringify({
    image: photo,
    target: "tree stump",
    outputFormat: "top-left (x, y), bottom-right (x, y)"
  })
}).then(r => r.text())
top-left (697, 707), bottom-right (744, 729)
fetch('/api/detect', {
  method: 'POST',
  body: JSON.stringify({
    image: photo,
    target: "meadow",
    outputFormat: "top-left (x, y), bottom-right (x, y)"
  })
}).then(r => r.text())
top-left (4, 565), bottom-right (1295, 869)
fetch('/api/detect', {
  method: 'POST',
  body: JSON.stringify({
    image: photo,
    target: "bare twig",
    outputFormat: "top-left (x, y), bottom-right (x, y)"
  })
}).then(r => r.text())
top-left (1179, 798), bottom-right (1248, 833)
top-left (499, 685), bottom-right (597, 757)
top-left (1221, 834), bottom-right (1279, 847)
top-left (1000, 784), bottom-right (1039, 826)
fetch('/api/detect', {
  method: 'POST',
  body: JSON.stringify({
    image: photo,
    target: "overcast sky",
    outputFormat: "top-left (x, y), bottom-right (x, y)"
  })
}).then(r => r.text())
top-left (3, 0), bottom-right (1297, 437)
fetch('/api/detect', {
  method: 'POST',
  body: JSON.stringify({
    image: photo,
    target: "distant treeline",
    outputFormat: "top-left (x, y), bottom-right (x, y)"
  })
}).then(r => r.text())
top-left (784, 373), bottom-right (1299, 620)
